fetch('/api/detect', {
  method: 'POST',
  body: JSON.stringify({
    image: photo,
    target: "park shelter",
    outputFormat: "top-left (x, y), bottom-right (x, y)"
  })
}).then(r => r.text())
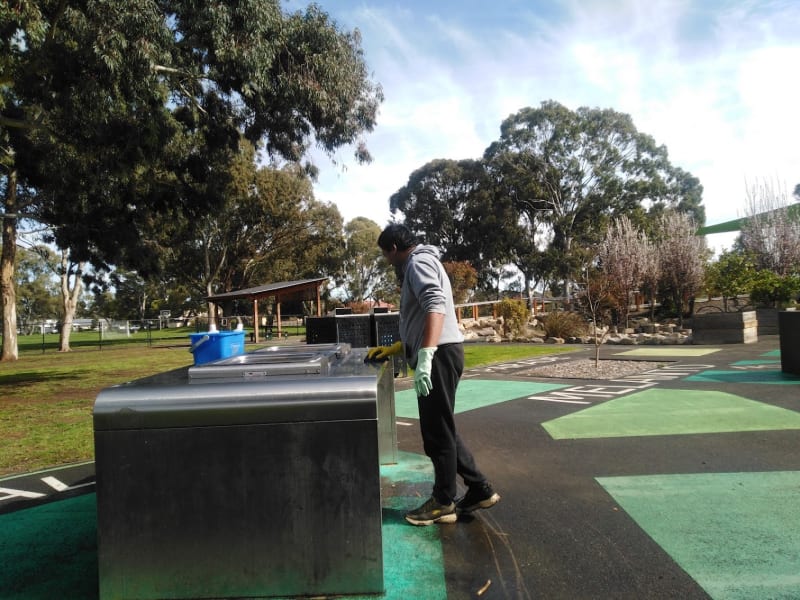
top-left (206, 278), bottom-right (327, 342)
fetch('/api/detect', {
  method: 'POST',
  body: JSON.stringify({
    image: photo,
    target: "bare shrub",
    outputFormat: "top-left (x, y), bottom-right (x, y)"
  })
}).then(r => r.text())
top-left (740, 178), bottom-right (800, 276)
top-left (656, 212), bottom-right (708, 327)
top-left (599, 216), bottom-right (645, 328)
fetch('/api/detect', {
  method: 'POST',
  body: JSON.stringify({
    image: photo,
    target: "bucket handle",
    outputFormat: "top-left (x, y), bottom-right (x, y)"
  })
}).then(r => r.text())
top-left (190, 334), bottom-right (210, 353)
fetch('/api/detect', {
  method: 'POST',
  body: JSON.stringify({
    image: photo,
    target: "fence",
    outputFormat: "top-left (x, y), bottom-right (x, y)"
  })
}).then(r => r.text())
top-left (12, 315), bottom-right (308, 354)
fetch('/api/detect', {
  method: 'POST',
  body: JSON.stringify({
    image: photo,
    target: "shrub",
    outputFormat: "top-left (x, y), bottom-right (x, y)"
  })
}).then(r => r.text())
top-left (542, 310), bottom-right (586, 339)
top-left (750, 272), bottom-right (800, 308)
top-left (497, 298), bottom-right (530, 337)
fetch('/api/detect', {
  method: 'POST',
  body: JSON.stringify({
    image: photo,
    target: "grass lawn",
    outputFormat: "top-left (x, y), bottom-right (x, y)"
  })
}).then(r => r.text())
top-left (0, 341), bottom-right (576, 477)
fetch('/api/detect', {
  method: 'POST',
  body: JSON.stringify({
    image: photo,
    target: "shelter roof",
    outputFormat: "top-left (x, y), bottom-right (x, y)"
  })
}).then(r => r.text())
top-left (697, 203), bottom-right (800, 235)
top-left (206, 278), bottom-right (327, 302)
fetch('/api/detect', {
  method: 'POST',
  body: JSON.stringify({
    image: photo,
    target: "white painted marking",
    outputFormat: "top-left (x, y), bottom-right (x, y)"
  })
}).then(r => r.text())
top-left (0, 487), bottom-right (46, 501)
top-left (41, 476), bottom-right (69, 491)
top-left (396, 421), bottom-right (414, 427)
top-left (529, 397), bottom-right (591, 405)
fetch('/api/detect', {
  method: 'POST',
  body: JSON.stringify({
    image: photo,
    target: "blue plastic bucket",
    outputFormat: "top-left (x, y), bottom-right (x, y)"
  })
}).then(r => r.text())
top-left (189, 331), bottom-right (245, 365)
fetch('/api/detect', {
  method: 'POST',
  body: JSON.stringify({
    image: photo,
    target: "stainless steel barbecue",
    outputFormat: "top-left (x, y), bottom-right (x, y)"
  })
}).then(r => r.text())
top-left (93, 342), bottom-right (394, 600)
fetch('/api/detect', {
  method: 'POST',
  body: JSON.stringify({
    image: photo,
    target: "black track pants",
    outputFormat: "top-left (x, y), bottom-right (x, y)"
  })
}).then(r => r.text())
top-left (416, 343), bottom-right (486, 504)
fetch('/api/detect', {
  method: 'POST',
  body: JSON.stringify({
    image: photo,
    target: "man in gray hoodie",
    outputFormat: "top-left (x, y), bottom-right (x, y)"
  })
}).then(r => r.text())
top-left (370, 224), bottom-right (500, 526)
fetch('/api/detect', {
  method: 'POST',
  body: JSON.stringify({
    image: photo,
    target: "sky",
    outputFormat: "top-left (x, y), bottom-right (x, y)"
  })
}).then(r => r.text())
top-left (282, 0), bottom-right (800, 255)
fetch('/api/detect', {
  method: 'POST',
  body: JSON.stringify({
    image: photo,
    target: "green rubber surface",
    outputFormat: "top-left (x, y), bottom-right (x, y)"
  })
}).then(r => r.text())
top-left (0, 452), bottom-right (448, 600)
top-left (597, 471), bottom-right (800, 599)
top-left (686, 370), bottom-right (800, 384)
top-left (543, 388), bottom-right (800, 439)
top-left (395, 379), bottom-right (568, 419)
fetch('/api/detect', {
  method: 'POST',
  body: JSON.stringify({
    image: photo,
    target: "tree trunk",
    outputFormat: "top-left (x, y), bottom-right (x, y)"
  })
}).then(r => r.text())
top-left (594, 321), bottom-right (601, 368)
top-left (58, 251), bottom-right (84, 352)
top-left (1, 170), bottom-right (19, 361)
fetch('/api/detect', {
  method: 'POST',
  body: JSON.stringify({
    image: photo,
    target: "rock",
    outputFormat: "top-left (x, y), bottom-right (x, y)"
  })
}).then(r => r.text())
top-left (476, 327), bottom-right (497, 337)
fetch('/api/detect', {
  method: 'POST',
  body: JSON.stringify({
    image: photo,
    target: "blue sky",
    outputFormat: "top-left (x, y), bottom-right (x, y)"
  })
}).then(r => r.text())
top-left (283, 0), bottom-right (800, 253)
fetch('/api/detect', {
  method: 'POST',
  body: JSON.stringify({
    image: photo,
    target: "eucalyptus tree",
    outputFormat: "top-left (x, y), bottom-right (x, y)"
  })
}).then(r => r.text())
top-left (1, 0), bottom-right (382, 360)
top-left (389, 158), bottom-right (517, 291)
top-left (483, 100), bottom-right (704, 303)
top-left (337, 217), bottom-right (386, 303)
top-left (14, 246), bottom-right (60, 333)
top-left (390, 159), bottom-right (484, 254)
top-left (166, 141), bottom-right (345, 316)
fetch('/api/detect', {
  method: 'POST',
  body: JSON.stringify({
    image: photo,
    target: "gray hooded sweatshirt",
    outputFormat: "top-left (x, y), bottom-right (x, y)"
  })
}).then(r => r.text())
top-left (399, 245), bottom-right (464, 367)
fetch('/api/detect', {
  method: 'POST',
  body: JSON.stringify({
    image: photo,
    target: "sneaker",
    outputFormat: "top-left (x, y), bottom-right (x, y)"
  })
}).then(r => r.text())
top-left (404, 496), bottom-right (458, 526)
top-left (456, 483), bottom-right (501, 514)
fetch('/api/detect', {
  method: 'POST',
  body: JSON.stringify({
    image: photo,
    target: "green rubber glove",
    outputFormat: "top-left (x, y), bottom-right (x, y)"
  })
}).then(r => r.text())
top-left (414, 347), bottom-right (437, 396)
top-left (367, 340), bottom-right (403, 360)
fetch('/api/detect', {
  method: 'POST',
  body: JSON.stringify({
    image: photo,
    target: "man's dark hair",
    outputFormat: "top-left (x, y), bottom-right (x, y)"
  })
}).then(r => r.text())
top-left (377, 223), bottom-right (418, 252)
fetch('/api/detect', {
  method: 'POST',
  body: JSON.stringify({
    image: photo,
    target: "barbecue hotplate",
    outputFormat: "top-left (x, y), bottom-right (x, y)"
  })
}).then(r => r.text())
top-left (187, 343), bottom-right (351, 380)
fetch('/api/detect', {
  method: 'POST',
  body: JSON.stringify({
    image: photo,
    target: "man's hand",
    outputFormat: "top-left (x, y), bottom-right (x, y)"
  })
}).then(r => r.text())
top-left (367, 340), bottom-right (403, 361)
top-left (414, 347), bottom-right (437, 396)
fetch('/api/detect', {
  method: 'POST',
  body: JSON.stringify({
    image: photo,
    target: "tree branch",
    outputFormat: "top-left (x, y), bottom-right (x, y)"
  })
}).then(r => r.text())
top-left (0, 114), bottom-right (40, 130)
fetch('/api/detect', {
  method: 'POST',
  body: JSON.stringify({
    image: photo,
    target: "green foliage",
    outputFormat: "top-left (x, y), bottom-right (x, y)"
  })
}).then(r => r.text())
top-left (3, 6), bottom-right (380, 254)
top-left (338, 217), bottom-right (386, 302)
top-left (542, 310), bottom-right (586, 339)
top-left (704, 251), bottom-right (757, 310)
top-left (15, 247), bottom-right (61, 326)
top-left (390, 101), bottom-right (705, 299)
top-left (497, 298), bottom-right (530, 337)
top-left (2, 1), bottom-right (384, 359)
top-left (750, 271), bottom-right (800, 308)
top-left (443, 261), bottom-right (478, 305)
top-left (484, 100), bottom-right (705, 292)
top-left (389, 158), bottom-right (515, 290)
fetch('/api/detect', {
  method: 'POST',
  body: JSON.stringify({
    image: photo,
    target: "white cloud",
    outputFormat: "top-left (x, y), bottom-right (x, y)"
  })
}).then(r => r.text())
top-left (296, 0), bottom-right (800, 253)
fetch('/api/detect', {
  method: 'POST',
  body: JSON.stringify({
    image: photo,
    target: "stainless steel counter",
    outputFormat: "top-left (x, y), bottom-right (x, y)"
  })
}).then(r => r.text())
top-left (93, 344), bottom-right (391, 599)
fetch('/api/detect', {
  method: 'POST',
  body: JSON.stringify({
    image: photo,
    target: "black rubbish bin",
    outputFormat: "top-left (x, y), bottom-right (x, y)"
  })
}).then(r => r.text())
top-left (93, 350), bottom-right (384, 600)
top-left (778, 310), bottom-right (800, 375)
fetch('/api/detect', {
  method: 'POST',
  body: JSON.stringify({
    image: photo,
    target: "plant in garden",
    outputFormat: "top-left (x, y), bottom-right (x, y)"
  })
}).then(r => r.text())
top-left (749, 271), bottom-right (800, 308)
top-left (639, 236), bottom-right (661, 322)
top-left (542, 311), bottom-right (586, 339)
top-left (577, 269), bottom-right (618, 367)
top-left (656, 212), bottom-right (708, 327)
top-left (497, 298), bottom-right (530, 338)
top-left (704, 250), bottom-right (757, 311)
top-left (444, 261), bottom-right (478, 305)
top-left (599, 216), bottom-right (646, 328)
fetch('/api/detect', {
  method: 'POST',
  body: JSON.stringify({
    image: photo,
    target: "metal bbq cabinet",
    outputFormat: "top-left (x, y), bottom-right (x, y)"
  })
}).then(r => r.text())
top-left (93, 345), bottom-right (388, 600)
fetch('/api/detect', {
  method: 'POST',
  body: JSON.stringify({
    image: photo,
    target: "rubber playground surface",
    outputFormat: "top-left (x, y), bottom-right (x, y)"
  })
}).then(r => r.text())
top-left (2, 336), bottom-right (799, 599)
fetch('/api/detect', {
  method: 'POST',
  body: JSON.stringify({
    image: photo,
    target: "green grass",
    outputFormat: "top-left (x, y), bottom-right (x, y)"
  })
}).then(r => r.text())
top-left (0, 345), bottom-right (197, 476)
top-left (464, 343), bottom-right (575, 367)
top-left (0, 341), bottom-right (577, 477)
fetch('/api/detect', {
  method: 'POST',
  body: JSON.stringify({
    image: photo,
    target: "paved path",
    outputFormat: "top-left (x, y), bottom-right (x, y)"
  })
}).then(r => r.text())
top-left (2, 336), bottom-right (799, 599)
top-left (388, 336), bottom-right (800, 599)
